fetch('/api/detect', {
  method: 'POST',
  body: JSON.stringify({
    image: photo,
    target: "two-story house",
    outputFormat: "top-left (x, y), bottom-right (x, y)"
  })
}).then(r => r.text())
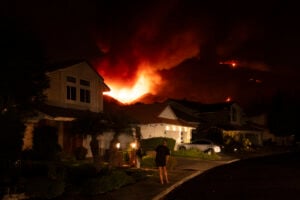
top-left (168, 99), bottom-right (263, 146)
top-left (23, 60), bottom-right (110, 156)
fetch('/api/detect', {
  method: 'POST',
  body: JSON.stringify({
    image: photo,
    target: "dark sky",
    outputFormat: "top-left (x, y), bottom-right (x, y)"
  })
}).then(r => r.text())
top-left (3, 0), bottom-right (300, 110)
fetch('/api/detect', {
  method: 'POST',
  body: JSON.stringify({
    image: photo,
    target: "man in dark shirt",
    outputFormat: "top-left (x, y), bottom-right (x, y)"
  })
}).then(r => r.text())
top-left (155, 139), bottom-right (170, 184)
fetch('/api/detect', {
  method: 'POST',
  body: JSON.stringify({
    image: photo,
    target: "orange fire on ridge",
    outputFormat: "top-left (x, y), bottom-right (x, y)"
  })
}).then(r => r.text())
top-left (94, 1), bottom-right (203, 104)
top-left (103, 64), bottom-right (162, 104)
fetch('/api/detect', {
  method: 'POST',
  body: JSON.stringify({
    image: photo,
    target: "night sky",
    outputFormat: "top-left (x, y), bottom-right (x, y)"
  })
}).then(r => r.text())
top-left (2, 0), bottom-right (300, 110)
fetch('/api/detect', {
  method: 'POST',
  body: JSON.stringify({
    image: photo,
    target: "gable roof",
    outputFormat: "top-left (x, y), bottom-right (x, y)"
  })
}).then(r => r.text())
top-left (168, 99), bottom-right (236, 113)
top-left (46, 59), bottom-right (110, 91)
top-left (35, 104), bottom-right (102, 121)
top-left (121, 102), bottom-right (197, 127)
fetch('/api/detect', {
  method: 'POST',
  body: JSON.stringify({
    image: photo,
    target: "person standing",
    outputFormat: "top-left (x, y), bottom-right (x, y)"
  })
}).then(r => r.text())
top-left (155, 139), bottom-right (170, 184)
top-left (135, 142), bottom-right (143, 168)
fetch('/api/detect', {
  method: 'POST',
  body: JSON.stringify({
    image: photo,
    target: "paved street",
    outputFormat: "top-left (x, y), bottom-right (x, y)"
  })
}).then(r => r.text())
top-left (164, 151), bottom-right (300, 200)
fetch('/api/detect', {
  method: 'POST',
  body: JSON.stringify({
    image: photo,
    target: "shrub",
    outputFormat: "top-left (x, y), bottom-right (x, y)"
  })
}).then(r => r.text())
top-left (140, 137), bottom-right (176, 152)
top-left (65, 163), bottom-right (97, 185)
top-left (125, 168), bottom-right (149, 181)
top-left (32, 125), bottom-right (61, 161)
top-left (24, 177), bottom-right (65, 199)
top-left (141, 155), bottom-right (155, 168)
top-left (81, 170), bottom-right (135, 195)
top-left (74, 146), bottom-right (88, 160)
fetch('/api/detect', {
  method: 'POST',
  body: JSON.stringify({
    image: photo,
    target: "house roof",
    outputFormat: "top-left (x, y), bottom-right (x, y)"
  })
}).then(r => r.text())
top-left (121, 102), bottom-right (197, 127)
top-left (36, 104), bottom-right (102, 120)
top-left (168, 99), bottom-right (235, 111)
top-left (219, 123), bottom-right (263, 131)
top-left (46, 59), bottom-right (110, 92)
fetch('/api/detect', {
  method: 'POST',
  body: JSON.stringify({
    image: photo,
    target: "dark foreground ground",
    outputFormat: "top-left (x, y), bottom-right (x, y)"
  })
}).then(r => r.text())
top-left (164, 151), bottom-right (300, 200)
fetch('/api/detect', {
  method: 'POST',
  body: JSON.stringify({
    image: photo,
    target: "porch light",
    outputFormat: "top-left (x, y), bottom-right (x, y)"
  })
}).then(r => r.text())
top-left (116, 142), bottom-right (120, 149)
top-left (130, 142), bottom-right (137, 149)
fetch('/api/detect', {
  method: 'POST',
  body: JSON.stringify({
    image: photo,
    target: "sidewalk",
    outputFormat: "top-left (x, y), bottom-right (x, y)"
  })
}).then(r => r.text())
top-left (93, 155), bottom-right (238, 200)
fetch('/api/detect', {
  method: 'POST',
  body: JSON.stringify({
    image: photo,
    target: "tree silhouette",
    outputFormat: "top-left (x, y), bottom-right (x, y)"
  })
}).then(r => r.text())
top-left (0, 17), bottom-right (49, 115)
top-left (0, 18), bottom-right (49, 181)
top-left (267, 91), bottom-right (300, 138)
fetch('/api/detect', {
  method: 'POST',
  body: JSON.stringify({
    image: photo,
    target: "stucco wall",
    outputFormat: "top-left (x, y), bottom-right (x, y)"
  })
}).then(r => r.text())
top-left (45, 62), bottom-right (105, 112)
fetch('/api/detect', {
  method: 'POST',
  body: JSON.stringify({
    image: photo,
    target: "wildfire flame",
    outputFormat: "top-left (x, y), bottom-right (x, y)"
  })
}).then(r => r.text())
top-left (219, 60), bottom-right (238, 68)
top-left (93, 2), bottom-right (202, 104)
top-left (103, 64), bottom-right (162, 104)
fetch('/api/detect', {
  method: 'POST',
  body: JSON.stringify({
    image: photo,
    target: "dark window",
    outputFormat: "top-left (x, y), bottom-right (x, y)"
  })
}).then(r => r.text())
top-left (67, 86), bottom-right (76, 100)
top-left (80, 79), bottom-right (90, 86)
top-left (80, 89), bottom-right (90, 103)
top-left (232, 107), bottom-right (237, 121)
top-left (66, 76), bottom-right (76, 83)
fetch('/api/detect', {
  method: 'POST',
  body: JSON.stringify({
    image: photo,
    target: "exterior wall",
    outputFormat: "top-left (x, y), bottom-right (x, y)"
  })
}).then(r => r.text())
top-left (82, 132), bottom-right (134, 158)
top-left (44, 62), bottom-right (106, 112)
top-left (23, 123), bottom-right (35, 150)
top-left (159, 106), bottom-right (177, 119)
top-left (198, 110), bottom-right (230, 125)
top-left (139, 123), bottom-right (193, 150)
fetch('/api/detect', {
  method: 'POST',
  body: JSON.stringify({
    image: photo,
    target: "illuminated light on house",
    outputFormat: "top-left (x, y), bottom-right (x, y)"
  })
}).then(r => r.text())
top-left (115, 142), bottom-right (121, 149)
top-left (172, 125), bottom-right (176, 131)
top-left (165, 126), bottom-right (170, 131)
top-left (130, 142), bottom-right (136, 149)
top-left (184, 127), bottom-right (187, 132)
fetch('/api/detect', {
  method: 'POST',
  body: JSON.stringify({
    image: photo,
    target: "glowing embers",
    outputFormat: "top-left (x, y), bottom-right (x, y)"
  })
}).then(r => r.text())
top-left (219, 60), bottom-right (238, 69)
top-left (225, 97), bottom-right (232, 102)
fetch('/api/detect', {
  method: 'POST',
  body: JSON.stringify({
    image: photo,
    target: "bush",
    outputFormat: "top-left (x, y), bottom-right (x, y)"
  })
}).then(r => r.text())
top-left (141, 155), bottom-right (156, 168)
top-left (81, 170), bottom-right (135, 195)
top-left (74, 146), bottom-right (88, 160)
top-left (32, 125), bottom-right (61, 161)
top-left (125, 168), bottom-right (149, 181)
top-left (65, 163), bottom-right (98, 185)
top-left (24, 177), bottom-right (65, 199)
top-left (140, 137), bottom-right (176, 152)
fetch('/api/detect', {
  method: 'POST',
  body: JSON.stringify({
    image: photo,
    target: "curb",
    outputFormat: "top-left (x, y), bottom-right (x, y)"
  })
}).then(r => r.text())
top-left (152, 170), bottom-right (202, 200)
top-left (152, 159), bottom-right (240, 200)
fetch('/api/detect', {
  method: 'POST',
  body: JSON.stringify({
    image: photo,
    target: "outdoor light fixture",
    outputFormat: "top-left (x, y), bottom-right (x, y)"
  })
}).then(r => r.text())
top-left (131, 142), bottom-right (136, 149)
top-left (116, 142), bottom-right (120, 149)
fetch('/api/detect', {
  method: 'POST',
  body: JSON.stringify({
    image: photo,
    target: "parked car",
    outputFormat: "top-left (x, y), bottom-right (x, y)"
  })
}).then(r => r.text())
top-left (177, 139), bottom-right (222, 154)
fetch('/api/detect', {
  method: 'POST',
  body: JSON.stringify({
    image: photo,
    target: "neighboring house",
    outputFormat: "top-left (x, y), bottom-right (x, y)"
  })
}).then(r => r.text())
top-left (121, 102), bottom-right (198, 150)
top-left (247, 112), bottom-right (295, 145)
top-left (168, 99), bottom-right (264, 146)
top-left (23, 60), bottom-right (110, 157)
